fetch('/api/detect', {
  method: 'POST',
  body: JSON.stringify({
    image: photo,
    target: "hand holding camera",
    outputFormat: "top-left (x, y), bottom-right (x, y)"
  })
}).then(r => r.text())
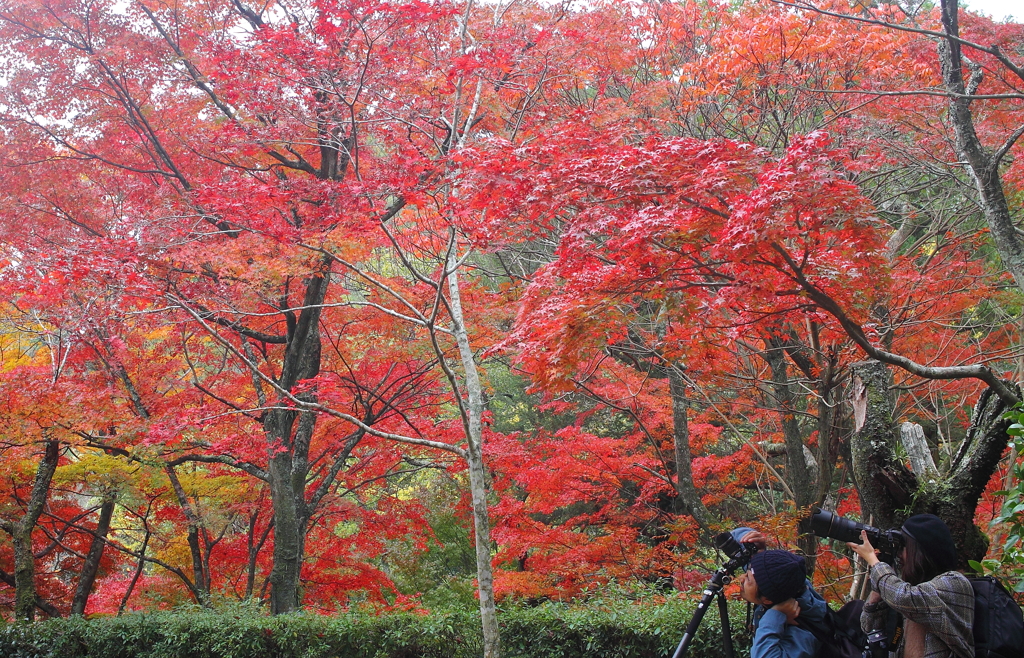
top-left (847, 530), bottom-right (881, 567)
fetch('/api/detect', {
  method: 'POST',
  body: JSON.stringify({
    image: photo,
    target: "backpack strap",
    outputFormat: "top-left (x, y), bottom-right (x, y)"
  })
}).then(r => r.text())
top-left (833, 599), bottom-right (866, 642)
top-left (795, 613), bottom-right (832, 645)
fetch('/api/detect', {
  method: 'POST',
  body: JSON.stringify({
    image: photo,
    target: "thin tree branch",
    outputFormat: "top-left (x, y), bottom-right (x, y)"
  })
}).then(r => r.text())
top-left (769, 242), bottom-right (1020, 405)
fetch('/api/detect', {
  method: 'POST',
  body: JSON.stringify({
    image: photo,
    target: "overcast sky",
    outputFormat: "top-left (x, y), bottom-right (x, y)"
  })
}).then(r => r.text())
top-left (962, 0), bottom-right (1019, 22)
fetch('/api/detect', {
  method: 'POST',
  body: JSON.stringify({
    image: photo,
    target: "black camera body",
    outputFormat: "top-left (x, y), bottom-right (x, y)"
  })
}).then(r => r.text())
top-left (809, 507), bottom-right (904, 553)
top-left (714, 531), bottom-right (759, 568)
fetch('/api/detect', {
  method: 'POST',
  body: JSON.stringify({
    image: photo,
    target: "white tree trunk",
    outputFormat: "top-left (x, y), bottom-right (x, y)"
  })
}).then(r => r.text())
top-left (446, 253), bottom-right (500, 658)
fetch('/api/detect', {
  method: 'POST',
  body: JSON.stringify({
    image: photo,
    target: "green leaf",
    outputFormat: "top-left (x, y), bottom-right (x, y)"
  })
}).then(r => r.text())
top-left (968, 560), bottom-right (986, 574)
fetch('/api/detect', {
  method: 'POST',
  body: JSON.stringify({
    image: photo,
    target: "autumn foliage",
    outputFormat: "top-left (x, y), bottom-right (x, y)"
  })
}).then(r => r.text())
top-left (0, 0), bottom-right (1022, 622)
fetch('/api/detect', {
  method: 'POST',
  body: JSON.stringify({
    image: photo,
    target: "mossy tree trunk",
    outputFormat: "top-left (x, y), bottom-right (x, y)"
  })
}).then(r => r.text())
top-left (849, 360), bottom-right (1016, 566)
top-left (0, 432), bottom-right (60, 621)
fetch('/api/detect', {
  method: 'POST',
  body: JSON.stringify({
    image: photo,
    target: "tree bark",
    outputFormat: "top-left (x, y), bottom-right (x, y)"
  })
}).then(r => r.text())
top-left (668, 366), bottom-right (712, 528)
top-left (935, 386), bottom-right (1017, 564)
top-left (246, 511), bottom-right (272, 600)
top-left (2, 433), bottom-right (61, 621)
top-left (446, 253), bottom-right (500, 658)
top-left (849, 361), bottom-right (918, 532)
top-left (764, 334), bottom-right (814, 509)
top-left (118, 523), bottom-right (151, 615)
top-left (900, 423), bottom-right (939, 481)
top-left (937, 0), bottom-right (1024, 295)
top-left (70, 494), bottom-right (116, 615)
top-left (812, 355), bottom-right (840, 508)
top-left (0, 567), bottom-right (61, 618)
top-left (265, 265), bottom-right (329, 614)
top-left (164, 465), bottom-right (208, 605)
top-left (849, 360), bottom-right (1017, 565)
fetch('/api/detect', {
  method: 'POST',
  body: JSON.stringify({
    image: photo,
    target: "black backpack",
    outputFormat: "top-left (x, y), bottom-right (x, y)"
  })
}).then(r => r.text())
top-left (798, 599), bottom-right (868, 658)
top-left (969, 576), bottom-right (1024, 658)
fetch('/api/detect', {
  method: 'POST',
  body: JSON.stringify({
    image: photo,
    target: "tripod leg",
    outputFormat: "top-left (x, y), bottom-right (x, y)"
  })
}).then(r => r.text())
top-left (671, 588), bottom-right (719, 658)
top-left (718, 590), bottom-right (734, 658)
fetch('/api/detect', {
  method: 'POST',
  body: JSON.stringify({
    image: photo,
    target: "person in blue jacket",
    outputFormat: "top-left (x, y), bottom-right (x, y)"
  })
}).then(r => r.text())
top-left (731, 528), bottom-right (828, 658)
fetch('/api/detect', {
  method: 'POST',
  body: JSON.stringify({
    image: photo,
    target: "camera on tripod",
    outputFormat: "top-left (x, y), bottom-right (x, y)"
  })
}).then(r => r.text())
top-left (669, 531), bottom-right (759, 658)
top-left (672, 514), bottom-right (902, 658)
top-left (714, 531), bottom-right (759, 568)
top-left (809, 507), bottom-right (904, 554)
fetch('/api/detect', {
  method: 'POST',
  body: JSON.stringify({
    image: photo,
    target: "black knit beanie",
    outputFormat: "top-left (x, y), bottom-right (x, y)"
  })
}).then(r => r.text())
top-left (750, 550), bottom-right (807, 604)
top-left (901, 514), bottom-right (958, 572)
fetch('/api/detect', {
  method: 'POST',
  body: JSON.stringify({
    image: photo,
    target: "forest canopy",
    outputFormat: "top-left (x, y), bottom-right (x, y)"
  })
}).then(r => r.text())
top-left (0, 1), bottom-right (1022, 656)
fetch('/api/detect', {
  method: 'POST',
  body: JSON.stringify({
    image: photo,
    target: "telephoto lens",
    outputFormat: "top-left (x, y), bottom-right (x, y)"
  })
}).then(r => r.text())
top-left (715, 532), bottom-right (743, 557)
top-left (808, 508), bottom-right (904, 552)
top-left (810, 508), bottom-right (869, 543)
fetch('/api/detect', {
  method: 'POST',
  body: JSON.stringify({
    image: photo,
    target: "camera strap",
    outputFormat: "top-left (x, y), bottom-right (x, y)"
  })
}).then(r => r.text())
top-left (886, 610), bottom-right (903, 650)
top-left (867, 609), bottom-right (902, 658)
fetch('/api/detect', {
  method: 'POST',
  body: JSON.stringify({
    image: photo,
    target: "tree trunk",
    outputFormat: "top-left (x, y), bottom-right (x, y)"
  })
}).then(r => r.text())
top-left (812, 352), bottom-right (840, 508)
top-left (932, 387), bottom-right (1016, 564)
top-left (5, 434), bottom-right (60, 621)
top-left (0, 567), bottom-right (61, 618)
top-left (70, 494), bottom-right (116, 615)
top-left (764, 334), bottom-right (814, 509)
top-left (446, 255), bottom-right (500, 658)
top-left (900, 423), bottom-right (939, 481)
top-left (265, 266), bottom-right (328, 614)
top-left (246, 511), bottom-right (272, 600)
top-left (937, 0), bottom-right (1024, 295)
top-left (849, 361), bottom-right (917, 532)
top-left (667, 366), bottom-right (712, 529)
top-left (11, 526), bottom-right (40, 621)
top-left (849, 360), bottom-right (1016, 566)
top-left (268, 447), bottom-right (307, 614)
top-left (164, 465), bottom-right (208, 605)
top-left (762, 332), bottom-right (826, 568)
top-left (119, 524), bottom-right (151, 615)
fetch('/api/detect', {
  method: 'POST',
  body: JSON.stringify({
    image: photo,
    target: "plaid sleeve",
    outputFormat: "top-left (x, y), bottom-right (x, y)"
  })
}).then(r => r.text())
top-left (860, 595), bottom-right (889, 633)
top-left (869, 562), bottom-right (975, 658)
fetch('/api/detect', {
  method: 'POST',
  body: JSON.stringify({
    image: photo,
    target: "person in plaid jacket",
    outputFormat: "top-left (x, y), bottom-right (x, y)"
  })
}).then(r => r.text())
top-left (848, 514), bottom-right (975, 658)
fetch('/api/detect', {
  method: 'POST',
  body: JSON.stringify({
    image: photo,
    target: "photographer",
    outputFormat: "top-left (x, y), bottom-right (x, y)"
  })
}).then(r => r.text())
top-left (732, 529), bottom-right (829, 658)
top-left (846, 514), bottom-right (975, 658)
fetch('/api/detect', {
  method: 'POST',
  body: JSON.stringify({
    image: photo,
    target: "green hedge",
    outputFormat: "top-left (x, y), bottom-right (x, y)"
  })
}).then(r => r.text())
top-left (0, 599), bottom-right (750, 658)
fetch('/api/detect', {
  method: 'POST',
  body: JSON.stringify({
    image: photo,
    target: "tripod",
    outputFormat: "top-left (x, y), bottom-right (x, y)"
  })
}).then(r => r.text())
top-left (670, 552), bottom-right (749, 658)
